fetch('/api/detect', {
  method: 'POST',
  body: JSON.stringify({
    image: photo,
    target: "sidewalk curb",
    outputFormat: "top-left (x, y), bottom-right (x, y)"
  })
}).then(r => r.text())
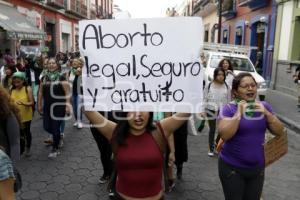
top-left (276, 113), bottom-right (300, 134)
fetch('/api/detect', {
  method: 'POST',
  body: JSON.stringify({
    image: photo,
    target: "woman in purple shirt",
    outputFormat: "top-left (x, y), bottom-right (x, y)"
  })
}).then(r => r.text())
top-left (218, 73), bottom-right (284, 200)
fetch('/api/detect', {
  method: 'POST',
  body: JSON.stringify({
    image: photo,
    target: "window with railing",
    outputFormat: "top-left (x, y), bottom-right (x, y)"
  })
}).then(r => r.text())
top-left (81, 4), bottom-right (87, 17)
top-left (76, 0), bottom-right (81, 13)
top-left (47, 0), bottom-right (64, 7)
top-left (90, 3), bottom-right (96, 18)
top-left (239, 0), bottom-right (268, 10)
top-left (98, 5), bottom-right (103, 17)
top-left (222, 0), bottom-right (234, 12)
top-left (64, 0), bottom-right (67, 8)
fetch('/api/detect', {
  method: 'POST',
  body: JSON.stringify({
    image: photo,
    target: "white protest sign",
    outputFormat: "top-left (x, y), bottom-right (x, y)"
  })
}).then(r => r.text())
top-left (79, 17), bottom-right (204, 112)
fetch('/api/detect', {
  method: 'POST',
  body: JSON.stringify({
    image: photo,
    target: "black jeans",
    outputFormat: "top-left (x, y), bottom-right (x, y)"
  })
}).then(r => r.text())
top-left (218, 158), bottom-right (264, 200)
top-left (20, 121), bottom-right (32, 154)
top-left (52, 120), bottom-right (62, 151)
top-left (90, 126), bottom-right (113, 177)
top-left (206, 109), bottom-right (217, 152)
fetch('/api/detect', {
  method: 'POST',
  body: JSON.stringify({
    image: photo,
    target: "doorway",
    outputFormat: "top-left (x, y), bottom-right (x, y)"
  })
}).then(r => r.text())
top-left (45, 23), bottom-right (55, 57)
top-left (235, 27), bottom-right (243, 45)
top-left (250, 22), bottom-right (266, 75)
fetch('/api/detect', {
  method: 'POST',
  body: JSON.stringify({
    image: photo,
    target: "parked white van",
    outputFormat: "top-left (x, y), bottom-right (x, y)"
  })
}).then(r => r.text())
top-left (202, 43), bottom-right (268, 100)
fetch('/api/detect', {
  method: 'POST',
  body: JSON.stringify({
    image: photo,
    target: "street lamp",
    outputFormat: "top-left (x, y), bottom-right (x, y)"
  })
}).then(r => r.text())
top-left (218, 0), bottom-right (222, 43)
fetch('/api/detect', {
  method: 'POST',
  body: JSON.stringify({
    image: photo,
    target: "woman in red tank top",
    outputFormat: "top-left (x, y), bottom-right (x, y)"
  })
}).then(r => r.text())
top-left (85, 111), bottom-right (190, 200)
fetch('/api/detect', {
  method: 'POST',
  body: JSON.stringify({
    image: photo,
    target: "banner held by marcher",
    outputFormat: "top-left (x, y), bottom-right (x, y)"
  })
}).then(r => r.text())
top-left (79, 17), bottom-right (204, 112)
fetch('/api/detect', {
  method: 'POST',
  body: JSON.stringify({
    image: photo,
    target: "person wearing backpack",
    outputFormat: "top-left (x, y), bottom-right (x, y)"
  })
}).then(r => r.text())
top-left (10, 72), bottom-right (34, 157)
top-left (85, 111), bottom-right (190, 200)
top-left (204, 68), bottom-right (231, 157)
top-left (219, 58), bottom-right (234, 88)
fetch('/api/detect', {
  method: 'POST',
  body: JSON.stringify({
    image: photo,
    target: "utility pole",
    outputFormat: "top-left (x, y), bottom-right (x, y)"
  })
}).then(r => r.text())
top-left (218, 0), bottom-right (222, 43)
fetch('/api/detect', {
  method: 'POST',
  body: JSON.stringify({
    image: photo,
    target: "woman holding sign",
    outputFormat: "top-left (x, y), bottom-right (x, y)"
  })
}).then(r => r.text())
top-left (217, 73), bottom-right (284, 200)
top-left (85, 111), bottom-right (190, 200)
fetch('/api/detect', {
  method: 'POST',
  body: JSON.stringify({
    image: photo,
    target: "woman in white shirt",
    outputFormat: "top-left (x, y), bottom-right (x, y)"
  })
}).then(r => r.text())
top-left (204, 68), bottom-right (231, 156)
top-left (218, 58), bottom-right (234, 88)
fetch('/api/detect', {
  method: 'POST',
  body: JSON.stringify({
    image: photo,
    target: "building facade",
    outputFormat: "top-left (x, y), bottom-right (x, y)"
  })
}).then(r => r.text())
top-left (271, 0), bottom-right (300, 97)
top-left (176, 0), bottom-right (194, 16)
top-left (0, 0), bottom-right (112, 57)
top-left (220, 0), bottom-right (277, 82)
top-left (193, 0), bottom-right (219, 43)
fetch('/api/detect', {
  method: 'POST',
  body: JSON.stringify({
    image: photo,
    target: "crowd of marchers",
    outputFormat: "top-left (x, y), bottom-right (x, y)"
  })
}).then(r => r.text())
top-left (0, 50), bottom-right (286, 200)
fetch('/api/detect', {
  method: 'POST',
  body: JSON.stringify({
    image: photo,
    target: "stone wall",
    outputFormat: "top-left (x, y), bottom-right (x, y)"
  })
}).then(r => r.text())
top-left (271, 60), bottom-right (299, 97)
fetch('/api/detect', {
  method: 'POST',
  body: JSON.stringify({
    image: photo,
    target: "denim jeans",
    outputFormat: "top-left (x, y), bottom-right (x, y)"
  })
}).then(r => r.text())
top-left (72, 94), bottom-right (83, 122)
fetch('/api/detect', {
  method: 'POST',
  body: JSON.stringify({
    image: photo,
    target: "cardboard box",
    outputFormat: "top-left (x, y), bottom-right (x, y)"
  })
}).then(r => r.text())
top-left (264, 129), bottom-right (288, 167)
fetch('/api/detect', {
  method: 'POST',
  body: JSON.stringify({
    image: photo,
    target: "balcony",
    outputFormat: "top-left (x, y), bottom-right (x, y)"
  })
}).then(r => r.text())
top-left (66, 0), bottom-right (88, 18)
top-left (81, 4), bottom-right (87, 18)
top-left (90, 10), bottom-right (96, 19)
top-left (238, 0), bottom-right (268, 10)
top-left (221, 0), bottom-right (237, 19)
top-left (47, 0), bottom-right (65, 9)
top-left (90, 4), bottom-right (97, 19)
top-left (193, 0), bottom-right (217, 16)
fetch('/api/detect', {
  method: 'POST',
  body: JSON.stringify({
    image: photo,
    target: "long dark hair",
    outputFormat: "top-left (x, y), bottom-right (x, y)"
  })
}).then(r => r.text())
top-left (218, 58), bottom-right (233, 71)
top-left (213, 68), bottom-right (226, 81)
top-left (48, 57), bottom-right (61, 71)
top-left (112, 112), bottom-right (155, 147)
top-left (3, 65), bottom-right (17, 88)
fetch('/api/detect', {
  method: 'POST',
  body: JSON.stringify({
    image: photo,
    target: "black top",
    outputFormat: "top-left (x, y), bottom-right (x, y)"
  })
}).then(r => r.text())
top-left (174, 121), bottom-right (188, 164)
top-left (42, 75), bottom-right (66, 118)
top-left (72, 75), bottom-right (83, 96)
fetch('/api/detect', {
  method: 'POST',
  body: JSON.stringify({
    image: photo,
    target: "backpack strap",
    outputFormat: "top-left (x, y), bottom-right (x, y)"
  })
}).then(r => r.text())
top-left (152, 121), bottom-right (169, 192)
top-left (24, 86), bottom-right (35, 115)
top-left (224, 82), bottom-right (229, 90)
top-left (152, 122), bottom-right (167, 153)
top-left (207, 82), bottom-right (212, 93)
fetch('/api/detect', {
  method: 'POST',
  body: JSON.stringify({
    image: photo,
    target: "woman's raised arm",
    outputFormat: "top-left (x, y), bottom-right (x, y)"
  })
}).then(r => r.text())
top-left (84, 111), bottom-right (117, 140)
top-left (160, 113), bottom-right (191, 138)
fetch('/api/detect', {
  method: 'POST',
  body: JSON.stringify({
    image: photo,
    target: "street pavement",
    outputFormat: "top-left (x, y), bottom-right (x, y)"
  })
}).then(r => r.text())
top-left (15, 103), bottom-right (300, 200)
top-left (266, 89), bottom-right (300, 133)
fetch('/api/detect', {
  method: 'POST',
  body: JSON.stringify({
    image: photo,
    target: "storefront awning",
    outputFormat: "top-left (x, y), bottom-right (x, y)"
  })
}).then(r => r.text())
top-left (0, 4), bottom-right (45, 40)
